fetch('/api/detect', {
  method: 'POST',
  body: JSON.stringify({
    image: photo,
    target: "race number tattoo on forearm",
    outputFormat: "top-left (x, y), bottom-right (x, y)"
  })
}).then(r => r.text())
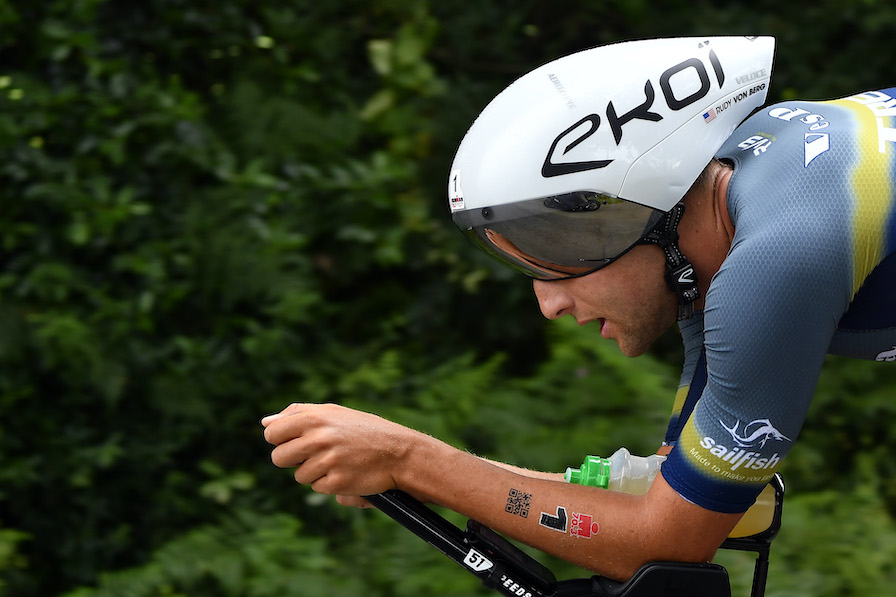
top-left (505, 488), bottom-right (531, 518)
top-left (539, 505), bottom-right (600, 538)
top-left (539, 506), bottom-right (567, 531)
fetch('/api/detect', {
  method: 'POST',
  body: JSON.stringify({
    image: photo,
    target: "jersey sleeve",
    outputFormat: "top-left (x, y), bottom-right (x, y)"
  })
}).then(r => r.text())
top-left (663, 312), bottom-right (706, 447)
top-left (661, 222), bottom-right (851, 512)
top-left (659, 98), bottom-right (864, 512)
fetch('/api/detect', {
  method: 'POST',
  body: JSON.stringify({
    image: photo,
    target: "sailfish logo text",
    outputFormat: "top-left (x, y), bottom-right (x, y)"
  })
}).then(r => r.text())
top-left (721, 418), bottom-right (790, 448)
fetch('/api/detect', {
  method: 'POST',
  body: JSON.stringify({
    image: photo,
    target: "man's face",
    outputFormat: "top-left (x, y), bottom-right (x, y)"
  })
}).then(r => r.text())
top-left (532, 244), bottom-right (678, 357)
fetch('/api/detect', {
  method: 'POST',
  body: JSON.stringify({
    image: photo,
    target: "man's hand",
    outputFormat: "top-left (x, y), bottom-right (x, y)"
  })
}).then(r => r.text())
top-left (261, 403), bottom-right (423, 500)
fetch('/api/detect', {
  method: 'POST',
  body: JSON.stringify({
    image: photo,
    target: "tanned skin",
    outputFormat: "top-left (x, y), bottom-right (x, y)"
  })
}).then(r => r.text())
top-left (263, 161), bottom-right (740, 581)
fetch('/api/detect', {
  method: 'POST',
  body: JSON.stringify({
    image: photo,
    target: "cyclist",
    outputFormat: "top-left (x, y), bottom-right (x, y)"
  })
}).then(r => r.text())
top-left (263, 36), bottom-right (896, 580)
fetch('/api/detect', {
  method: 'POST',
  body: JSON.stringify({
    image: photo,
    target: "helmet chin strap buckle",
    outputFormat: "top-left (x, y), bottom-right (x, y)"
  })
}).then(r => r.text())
top-left (666, 261), bottom-right (700, 320)
top-left (641, 203), bottom-right (700, 321)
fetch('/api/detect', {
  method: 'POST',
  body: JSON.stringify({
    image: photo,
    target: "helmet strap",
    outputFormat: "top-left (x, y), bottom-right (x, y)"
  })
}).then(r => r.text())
top-left (641, 203), bottom-right (700, 320)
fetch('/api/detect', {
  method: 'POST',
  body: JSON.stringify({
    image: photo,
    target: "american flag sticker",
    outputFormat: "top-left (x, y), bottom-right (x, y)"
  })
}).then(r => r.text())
top-left (703, 108), bottom-right (717, 123)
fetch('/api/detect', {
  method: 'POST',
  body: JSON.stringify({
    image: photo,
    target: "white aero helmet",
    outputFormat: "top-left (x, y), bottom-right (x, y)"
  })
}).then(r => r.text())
top-left (448, 36), bottom-right (775, 289)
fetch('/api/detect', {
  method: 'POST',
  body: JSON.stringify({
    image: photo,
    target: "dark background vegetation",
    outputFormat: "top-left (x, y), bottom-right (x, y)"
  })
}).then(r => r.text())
top-left (1, 1), bottom-right (895, 595)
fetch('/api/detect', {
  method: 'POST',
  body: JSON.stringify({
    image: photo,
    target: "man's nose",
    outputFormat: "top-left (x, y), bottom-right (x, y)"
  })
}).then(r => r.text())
top-left (533, 279), bottom-right (571, 320)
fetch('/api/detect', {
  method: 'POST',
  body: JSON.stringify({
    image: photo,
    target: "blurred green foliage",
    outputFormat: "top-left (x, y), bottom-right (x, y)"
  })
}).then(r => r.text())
top-left (0, 0), bottom-right (895, 596)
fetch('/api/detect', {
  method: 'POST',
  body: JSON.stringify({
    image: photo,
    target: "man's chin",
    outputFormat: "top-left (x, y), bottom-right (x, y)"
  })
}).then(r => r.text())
top-left (619, 345), bottom-right (649, 358)
top-left (613, 335), bottom-right (652, 358)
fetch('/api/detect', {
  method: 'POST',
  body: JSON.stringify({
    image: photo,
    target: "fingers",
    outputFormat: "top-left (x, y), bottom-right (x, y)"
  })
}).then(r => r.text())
top-left (263, 406), bottom-right (350, 488)
top-left (269, 436), bottom-right (308, 469)
top-left (336, 495), bottom-right (373, 509)
top-left (260, 402), bottom-right (315, 428)
top-left (262, 403), bottom-right (337, 446)
top-left (291, 452), bottom-right (333, 487)
top-left (261, 403), bottom-right (400, 498)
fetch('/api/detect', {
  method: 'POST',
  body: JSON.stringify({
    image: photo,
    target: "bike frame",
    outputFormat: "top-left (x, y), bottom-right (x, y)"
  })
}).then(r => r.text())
top-left (366, 473), bottom-right (784, 597)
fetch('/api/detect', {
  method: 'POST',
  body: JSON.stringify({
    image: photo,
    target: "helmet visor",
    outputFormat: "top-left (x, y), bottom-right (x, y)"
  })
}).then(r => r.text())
top-left (452, 192), bottom-right (662, 280)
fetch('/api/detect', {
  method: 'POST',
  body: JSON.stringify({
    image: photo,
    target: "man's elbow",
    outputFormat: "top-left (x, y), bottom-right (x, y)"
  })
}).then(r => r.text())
top-left (599, 530), bottom-right (723, 582)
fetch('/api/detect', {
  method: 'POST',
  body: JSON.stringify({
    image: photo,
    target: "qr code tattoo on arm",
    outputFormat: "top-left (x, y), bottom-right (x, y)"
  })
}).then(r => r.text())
top-left (505, 488), bottom-right (531, 518)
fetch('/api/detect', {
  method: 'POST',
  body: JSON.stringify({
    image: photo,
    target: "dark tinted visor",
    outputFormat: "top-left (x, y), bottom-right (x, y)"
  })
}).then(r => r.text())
top-left (452, 192), bottom-right (663, 280)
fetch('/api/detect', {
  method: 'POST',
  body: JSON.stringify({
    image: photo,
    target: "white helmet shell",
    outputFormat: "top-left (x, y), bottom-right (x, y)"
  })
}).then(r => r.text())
top-left (448, 36), bottom-right (775, 215)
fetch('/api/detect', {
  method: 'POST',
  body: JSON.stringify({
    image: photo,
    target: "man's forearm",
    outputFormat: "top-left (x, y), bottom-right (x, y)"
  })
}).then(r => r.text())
top-left (399, 433), bottom-right (740, 580)
top-left (477, 456), bottom-right (566, 482)
top-left (261, 403), bottom-right (743, 581)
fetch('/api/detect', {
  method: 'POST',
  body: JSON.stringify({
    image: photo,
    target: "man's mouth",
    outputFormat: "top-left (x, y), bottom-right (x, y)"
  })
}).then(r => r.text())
top-left (577, 318), bottom-right (607, 335)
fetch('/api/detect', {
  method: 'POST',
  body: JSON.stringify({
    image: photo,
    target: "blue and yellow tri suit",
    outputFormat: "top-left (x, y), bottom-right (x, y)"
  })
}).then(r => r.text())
top-left (660, 88), bottom-right (896, 513)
